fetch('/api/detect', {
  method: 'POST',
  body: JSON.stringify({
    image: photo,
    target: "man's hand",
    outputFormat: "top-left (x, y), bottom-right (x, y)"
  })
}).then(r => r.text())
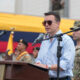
top-left (35, 63), bottom-right (64, 71)
top-left (51, 64), bottom-right (64, 71)
top-left (35, 63), bottom-right (47, 68)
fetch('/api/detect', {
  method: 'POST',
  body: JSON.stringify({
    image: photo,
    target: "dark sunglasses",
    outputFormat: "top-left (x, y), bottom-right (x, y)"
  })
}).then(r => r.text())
top-left (42, 20), bottom-right (52, 26)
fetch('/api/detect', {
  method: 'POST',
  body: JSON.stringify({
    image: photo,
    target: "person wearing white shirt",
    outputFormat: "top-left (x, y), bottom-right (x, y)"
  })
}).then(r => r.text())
top-left (35, 11), bottom-right (75, 80)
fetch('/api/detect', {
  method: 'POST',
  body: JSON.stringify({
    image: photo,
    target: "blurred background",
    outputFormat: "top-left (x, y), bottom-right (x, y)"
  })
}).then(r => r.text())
top-left (0, 0), bottom-right (80, 19)
top-left (0, 0), bottom-right (79, 57)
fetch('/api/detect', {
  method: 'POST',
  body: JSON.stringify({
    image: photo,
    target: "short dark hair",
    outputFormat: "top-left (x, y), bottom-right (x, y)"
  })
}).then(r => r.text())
top-left (33, 47), bottom-right (40, 51)
top-left (44, 11), bottom-right (61, 22)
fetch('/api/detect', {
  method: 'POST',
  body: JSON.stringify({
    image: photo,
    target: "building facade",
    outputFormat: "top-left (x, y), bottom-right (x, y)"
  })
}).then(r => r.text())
top-left (0, 0), bottom-right (80, 19)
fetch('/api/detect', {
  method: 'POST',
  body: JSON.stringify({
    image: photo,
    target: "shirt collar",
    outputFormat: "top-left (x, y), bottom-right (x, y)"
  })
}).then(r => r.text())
top-left (46, 30), bottom-right (62, 39)
top-left (56, 30), bottom-right (62, 35)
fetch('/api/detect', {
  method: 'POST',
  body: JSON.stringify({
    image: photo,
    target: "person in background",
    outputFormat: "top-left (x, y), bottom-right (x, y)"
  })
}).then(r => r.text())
top-left (70, 21), bottom-right (80, 80)
top-left (30, 47), bottom-right (40, 64)
top-left (33, 47), bottom-right (40, 58)
top-left (35, 11), bottom-right (75, 80)
top-left (13, 39), bottom-right (32, 63)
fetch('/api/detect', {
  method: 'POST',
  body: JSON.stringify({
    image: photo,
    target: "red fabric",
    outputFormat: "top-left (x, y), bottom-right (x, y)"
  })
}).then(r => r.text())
top-left (0, 41), bottom-right (40, 54)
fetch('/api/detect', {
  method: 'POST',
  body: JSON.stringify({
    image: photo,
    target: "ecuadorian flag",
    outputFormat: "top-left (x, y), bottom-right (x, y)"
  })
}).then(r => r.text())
top-left (7, 31), bottom-right (14, 55)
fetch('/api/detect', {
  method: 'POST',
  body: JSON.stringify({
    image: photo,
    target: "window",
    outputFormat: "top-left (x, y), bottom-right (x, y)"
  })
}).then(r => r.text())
top-left (50, 0), bottom-right (69, 18)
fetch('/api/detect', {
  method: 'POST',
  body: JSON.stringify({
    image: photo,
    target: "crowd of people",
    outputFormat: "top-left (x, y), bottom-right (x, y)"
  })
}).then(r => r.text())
top-left (0, 11), bottom-right (80, 80)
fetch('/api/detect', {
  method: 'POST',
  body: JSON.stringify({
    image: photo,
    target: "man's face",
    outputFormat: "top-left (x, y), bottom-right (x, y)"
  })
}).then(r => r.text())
top-left (43, 15), bottom-right (60, 36)
top-left (73, 31), bottom-right (80, 40)
top-left (17, 42), bottom-right (26, 51)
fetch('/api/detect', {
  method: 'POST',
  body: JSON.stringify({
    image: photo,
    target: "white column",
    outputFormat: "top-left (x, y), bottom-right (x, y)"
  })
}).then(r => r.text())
top-left (22, 0), bottom-right (49, 16)
top-left (69, 0), bottom-right (80, 19)
top-left (0, 0), bottom-right (15, 13)
top-left (15, 0), bottom-right (23, 14)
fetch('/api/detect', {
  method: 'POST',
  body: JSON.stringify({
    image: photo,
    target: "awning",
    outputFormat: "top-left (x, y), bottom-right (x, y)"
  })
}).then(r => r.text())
top-left (0, 13), bottom-right (46, 33)
top-left (0, 13), bottom-right (75, 35)
top-left (60, 18), bottom-right (75, 35)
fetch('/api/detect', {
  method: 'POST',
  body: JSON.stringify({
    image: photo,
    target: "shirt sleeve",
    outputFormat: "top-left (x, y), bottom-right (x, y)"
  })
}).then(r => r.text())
top-left (60, 36), bottom-right (75, 70)
top-left (23, 54), bottom-right (32, 63)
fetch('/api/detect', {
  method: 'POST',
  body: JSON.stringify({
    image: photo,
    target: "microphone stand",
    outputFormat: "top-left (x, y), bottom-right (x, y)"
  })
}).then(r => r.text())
top-left (43, 28), bottom-right (79, 80)
top-left (56, 35), bottom-right (62, 80)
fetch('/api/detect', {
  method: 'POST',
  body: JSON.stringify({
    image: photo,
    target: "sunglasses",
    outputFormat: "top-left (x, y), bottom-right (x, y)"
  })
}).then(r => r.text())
top-left (42, 20), bottom-right (53, 26)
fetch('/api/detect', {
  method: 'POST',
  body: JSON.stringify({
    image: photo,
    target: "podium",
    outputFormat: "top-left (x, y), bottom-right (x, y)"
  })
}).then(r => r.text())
top-left (0, 61), bottom-right (49, 80)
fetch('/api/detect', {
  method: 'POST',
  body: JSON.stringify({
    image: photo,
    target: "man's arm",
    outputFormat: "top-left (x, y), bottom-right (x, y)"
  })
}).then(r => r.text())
top-left (35, 63), bottom-right (64, 71)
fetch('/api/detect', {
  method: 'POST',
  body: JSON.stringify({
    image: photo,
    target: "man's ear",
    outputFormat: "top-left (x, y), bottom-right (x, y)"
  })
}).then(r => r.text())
top-left (57, 22), bottom-right (60, 25)
top-left (56, 22), bottom-right (60, 28)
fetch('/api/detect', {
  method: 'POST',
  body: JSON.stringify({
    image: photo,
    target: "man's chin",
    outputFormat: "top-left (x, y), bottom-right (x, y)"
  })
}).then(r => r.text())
top-left (46, 30), bottom-right (50, 33)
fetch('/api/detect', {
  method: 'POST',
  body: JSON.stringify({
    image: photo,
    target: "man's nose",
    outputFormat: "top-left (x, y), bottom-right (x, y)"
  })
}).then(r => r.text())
top-left (45, 23), bottom-right (49, 27)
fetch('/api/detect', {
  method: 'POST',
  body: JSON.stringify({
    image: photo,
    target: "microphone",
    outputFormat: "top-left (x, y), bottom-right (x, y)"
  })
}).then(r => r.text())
top-left (32, 33), bottom-right (46, 46)
top-left (73, 27), bottom-right (80, 31)
top-left (0, 30), bottom-right (6, 37)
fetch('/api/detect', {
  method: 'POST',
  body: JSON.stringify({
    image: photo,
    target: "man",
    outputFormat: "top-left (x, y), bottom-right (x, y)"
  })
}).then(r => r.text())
top-left (35, 11), bottom-right (75, 80)
top-left (13, 39), bottom-right (32, 63)
top-left (70, 21), bottom-right (80, 80)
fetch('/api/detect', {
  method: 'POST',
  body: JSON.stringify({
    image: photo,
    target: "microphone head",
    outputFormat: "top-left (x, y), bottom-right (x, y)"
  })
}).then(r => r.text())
top-left (70, 27), bottom-right (80, 31)
top-left (32, 33), bottom-right (45, 46)
top-left (74, 27), bottom-right (80, 31)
